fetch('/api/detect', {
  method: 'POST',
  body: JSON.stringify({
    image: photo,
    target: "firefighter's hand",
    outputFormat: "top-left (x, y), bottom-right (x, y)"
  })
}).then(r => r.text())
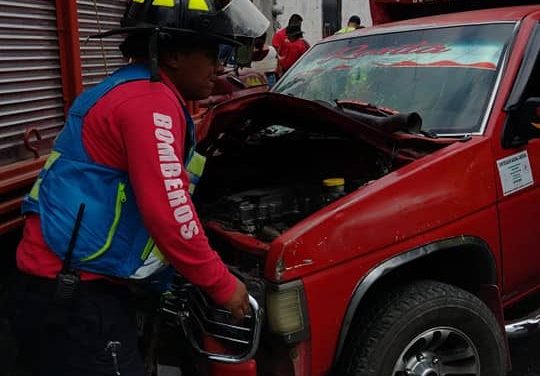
top-left (223, 278), bottom-right (250, 321)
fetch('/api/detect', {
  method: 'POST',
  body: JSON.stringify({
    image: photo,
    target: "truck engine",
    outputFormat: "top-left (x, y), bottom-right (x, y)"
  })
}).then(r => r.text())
top-left (196, 121), bottom-right (394, 244)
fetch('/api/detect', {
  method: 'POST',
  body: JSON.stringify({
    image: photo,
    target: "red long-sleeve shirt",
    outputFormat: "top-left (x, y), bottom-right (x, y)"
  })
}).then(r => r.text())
top-left (278, 38), bottom-right (310, 73)
top-left (271, 27), bottom-right (287, 54)
top-left (16, 70), bottom-right (237, 305)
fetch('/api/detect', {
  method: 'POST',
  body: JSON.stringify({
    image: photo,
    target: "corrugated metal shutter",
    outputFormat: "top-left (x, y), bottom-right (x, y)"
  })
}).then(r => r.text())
top-left (77, 0), bottom-right (127, 88)
top-left (0, 1), bottom-right (65, 167)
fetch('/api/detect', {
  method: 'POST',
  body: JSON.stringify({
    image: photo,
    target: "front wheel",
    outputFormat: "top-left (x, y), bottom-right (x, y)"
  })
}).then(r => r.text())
top-left (339, 280), bottom-right (507, 376)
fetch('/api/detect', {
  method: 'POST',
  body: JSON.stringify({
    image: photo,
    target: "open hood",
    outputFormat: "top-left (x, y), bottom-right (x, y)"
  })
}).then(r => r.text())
top-left (197, 92), bottom-right (460, 163)
top-left (194, 91), bottom-right (466, 262)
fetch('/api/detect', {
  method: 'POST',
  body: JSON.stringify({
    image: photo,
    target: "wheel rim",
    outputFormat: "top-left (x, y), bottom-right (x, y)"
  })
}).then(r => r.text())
top-left (392, 326), bottom-right (480, 376)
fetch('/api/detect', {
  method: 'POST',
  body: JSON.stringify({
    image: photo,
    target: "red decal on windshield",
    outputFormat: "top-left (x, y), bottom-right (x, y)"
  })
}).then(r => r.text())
top-left (335, 64), bottom-right (352, 70)
top-left (376, 60), bottom-right (497, 70)
top-left (318, 41), bottom-right (450, 64)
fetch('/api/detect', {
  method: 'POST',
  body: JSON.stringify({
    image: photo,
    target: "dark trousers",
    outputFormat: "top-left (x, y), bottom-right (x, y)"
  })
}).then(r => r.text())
top-left (9, 273), bottom-right (144, 376)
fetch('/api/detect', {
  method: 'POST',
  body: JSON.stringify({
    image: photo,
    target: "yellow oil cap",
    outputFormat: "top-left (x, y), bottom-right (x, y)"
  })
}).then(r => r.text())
top-left (323, 178), bottom-right (345, 187)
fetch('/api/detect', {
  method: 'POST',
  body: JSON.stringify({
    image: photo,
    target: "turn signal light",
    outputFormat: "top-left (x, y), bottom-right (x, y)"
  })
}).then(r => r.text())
top-left (266, 280), bottom-right (309, 343)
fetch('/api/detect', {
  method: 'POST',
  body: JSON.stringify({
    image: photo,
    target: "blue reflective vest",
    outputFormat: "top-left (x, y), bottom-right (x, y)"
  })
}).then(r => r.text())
top-left (22, 64), bottom-right (206, 279)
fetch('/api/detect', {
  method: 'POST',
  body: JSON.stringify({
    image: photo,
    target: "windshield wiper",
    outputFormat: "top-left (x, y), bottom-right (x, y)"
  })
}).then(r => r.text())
top-left (334, 99), bottom-right (398, 117)
top-left (418, 129), bottom-right (439, 138)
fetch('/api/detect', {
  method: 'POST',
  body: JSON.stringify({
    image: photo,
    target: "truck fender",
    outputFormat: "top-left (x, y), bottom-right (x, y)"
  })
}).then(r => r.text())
top-left (334, 236), bottom-right (499, 362)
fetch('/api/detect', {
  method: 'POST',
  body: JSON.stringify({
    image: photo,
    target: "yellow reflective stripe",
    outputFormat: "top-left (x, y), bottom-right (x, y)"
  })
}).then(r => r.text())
top-left (186, 152), bottom-right (205, 194)
top-left (245, 76), bottom-right (265, 87)
top-left (133, 0), bottom-right (175, 6)
top-left (29, 151), bottom-right (61, 201)
top-left (141, 238), bottom-right (155, 261)
top-left (151, 246), bottom-right (166, 263)
top-left (336, 27), bottom-right (355, 34)
top-left (188, 0), bottom-right (209, 11)
top-left (186, 152), bottom-right (206, 177)
top-left (152, 0), bottom-right (174, 6)
top-left (81, 183), bottom-right (127, 262)
top-left (29, 178), bottom-right (42, 200)
top-left (44, 151), bottom-right (61, 170)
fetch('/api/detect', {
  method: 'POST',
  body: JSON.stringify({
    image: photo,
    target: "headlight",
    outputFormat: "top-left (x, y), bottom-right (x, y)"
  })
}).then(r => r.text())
top-left (266, 280), bottom-right (309, 343)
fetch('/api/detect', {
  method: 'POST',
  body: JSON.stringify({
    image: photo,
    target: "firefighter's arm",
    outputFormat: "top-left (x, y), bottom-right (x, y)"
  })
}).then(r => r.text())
top-left (116, 91), bottom-right (245, 312)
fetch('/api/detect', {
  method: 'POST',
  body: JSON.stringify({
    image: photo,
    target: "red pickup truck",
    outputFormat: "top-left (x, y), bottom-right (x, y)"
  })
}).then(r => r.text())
top-left (2, 5), bottom-right (540, 376)
top-left (157, 6), bottom-right (539, 376)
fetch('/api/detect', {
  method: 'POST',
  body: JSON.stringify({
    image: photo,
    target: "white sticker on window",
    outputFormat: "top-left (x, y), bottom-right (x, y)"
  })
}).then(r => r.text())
top-left (497, 151), bottom-right (534, 196)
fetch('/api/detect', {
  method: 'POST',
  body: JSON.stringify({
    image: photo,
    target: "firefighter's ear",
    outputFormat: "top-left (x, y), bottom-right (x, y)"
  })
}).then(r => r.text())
top-left (160, 50), bottom-right (182, 69)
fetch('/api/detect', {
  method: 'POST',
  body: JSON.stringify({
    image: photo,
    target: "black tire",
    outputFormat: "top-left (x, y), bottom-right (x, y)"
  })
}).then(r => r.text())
top-left (338, 280), bottom-right (507, 376)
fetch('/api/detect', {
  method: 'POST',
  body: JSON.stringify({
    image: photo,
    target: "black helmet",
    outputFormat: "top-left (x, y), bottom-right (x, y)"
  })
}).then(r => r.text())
top-left (93, 0), bottom-right (269, 81)
top-left (117, 0), bottom-right (269, 45)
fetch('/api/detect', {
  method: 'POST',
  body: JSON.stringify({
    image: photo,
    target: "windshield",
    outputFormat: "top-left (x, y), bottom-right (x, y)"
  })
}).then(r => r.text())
top-left (273, 24), bottom-right (515, 135)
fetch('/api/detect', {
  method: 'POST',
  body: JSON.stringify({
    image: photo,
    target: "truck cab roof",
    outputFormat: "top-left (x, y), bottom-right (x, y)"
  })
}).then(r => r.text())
top-left (325, 5), bottom-right (540, 43)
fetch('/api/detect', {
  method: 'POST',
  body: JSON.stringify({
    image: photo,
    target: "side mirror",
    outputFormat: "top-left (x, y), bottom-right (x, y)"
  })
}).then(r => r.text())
top-left (503, 97), bottom-right (540, 148)
top-left (520, 97), bottom-right (540, 134)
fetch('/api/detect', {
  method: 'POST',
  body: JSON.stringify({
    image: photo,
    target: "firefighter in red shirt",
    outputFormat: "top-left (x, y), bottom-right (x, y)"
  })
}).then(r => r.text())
top-left (278, 23), bottom-right (311, 75)
top-left (272, 13), bottom-right (303, 54)
top-left (9, 0), bottom-right (269, 375)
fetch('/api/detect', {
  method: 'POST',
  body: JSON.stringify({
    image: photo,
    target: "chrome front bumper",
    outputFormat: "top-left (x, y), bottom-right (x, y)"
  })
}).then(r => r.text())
top-left (161, 278), bottom-right (263, 364)
top-left (505, 308), bottom-right (540, 339)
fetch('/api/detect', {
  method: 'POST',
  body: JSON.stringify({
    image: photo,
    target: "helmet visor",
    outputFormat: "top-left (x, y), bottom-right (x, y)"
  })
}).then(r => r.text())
top-left (211, 0), bottom-right (270, 38)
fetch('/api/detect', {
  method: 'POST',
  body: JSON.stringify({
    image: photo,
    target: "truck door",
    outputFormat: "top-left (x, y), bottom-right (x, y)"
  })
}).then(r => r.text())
top-left (496, 19), bottom-right (540, 300)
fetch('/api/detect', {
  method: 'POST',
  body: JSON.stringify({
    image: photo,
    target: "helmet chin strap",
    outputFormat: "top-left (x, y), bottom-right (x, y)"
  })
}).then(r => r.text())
top-left (149, 28), bottom-right (161, 82)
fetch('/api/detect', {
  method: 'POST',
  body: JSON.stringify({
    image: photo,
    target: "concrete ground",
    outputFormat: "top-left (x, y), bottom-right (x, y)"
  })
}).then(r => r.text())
top-left (2, 317), bottom-right (538, 375)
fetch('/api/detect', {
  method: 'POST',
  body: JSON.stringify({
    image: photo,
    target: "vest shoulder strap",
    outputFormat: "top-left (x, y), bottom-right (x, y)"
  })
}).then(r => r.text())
top-left (70, 64), bottom-right (151, 118)
top-left (56, 65), bottom-right (152, 161)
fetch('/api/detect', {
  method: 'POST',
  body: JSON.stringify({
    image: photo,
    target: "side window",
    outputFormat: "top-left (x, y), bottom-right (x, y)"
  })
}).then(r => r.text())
top-left (506, 23), bottom-right (540, 108)
top-left (522, 59), bottom-right (540, 98)
top-left (503, 23), bottom-right (540, 148)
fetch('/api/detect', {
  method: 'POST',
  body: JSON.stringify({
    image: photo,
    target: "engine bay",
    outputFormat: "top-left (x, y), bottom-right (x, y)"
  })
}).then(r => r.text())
top-left (201, 184), bottom-right (322, 241)
top-left (196, 121), bottom-right (394, 243)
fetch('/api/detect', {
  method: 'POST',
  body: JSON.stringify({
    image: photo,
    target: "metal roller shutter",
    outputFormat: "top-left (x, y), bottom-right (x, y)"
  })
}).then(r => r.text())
top-left (77, 0), bottom-right (127, 88)
top-left (0, 1), bottom-right (65, 167)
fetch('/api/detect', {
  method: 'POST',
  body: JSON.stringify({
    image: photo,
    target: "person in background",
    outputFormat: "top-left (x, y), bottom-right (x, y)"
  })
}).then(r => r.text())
top-left (278, 23), bottom-right (310, 76)
top-left (272, 13), bottom-right (303, 54)
top-left (335, 15), bottom-right (364, 34)
top-left (251, 33), bottom-right (278, 87)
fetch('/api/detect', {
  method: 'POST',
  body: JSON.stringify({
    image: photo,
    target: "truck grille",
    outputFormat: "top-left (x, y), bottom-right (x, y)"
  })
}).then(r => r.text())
top-left (161, 274), bottom-right (263, 363)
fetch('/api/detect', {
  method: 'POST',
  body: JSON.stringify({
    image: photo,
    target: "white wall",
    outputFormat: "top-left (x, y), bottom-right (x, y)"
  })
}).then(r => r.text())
top-left (274, 0), bottom-right (373, 45)
top-left (342, 0), bottom-right (373, 27)
top-left (252, 0), bottom-right (274, 29)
